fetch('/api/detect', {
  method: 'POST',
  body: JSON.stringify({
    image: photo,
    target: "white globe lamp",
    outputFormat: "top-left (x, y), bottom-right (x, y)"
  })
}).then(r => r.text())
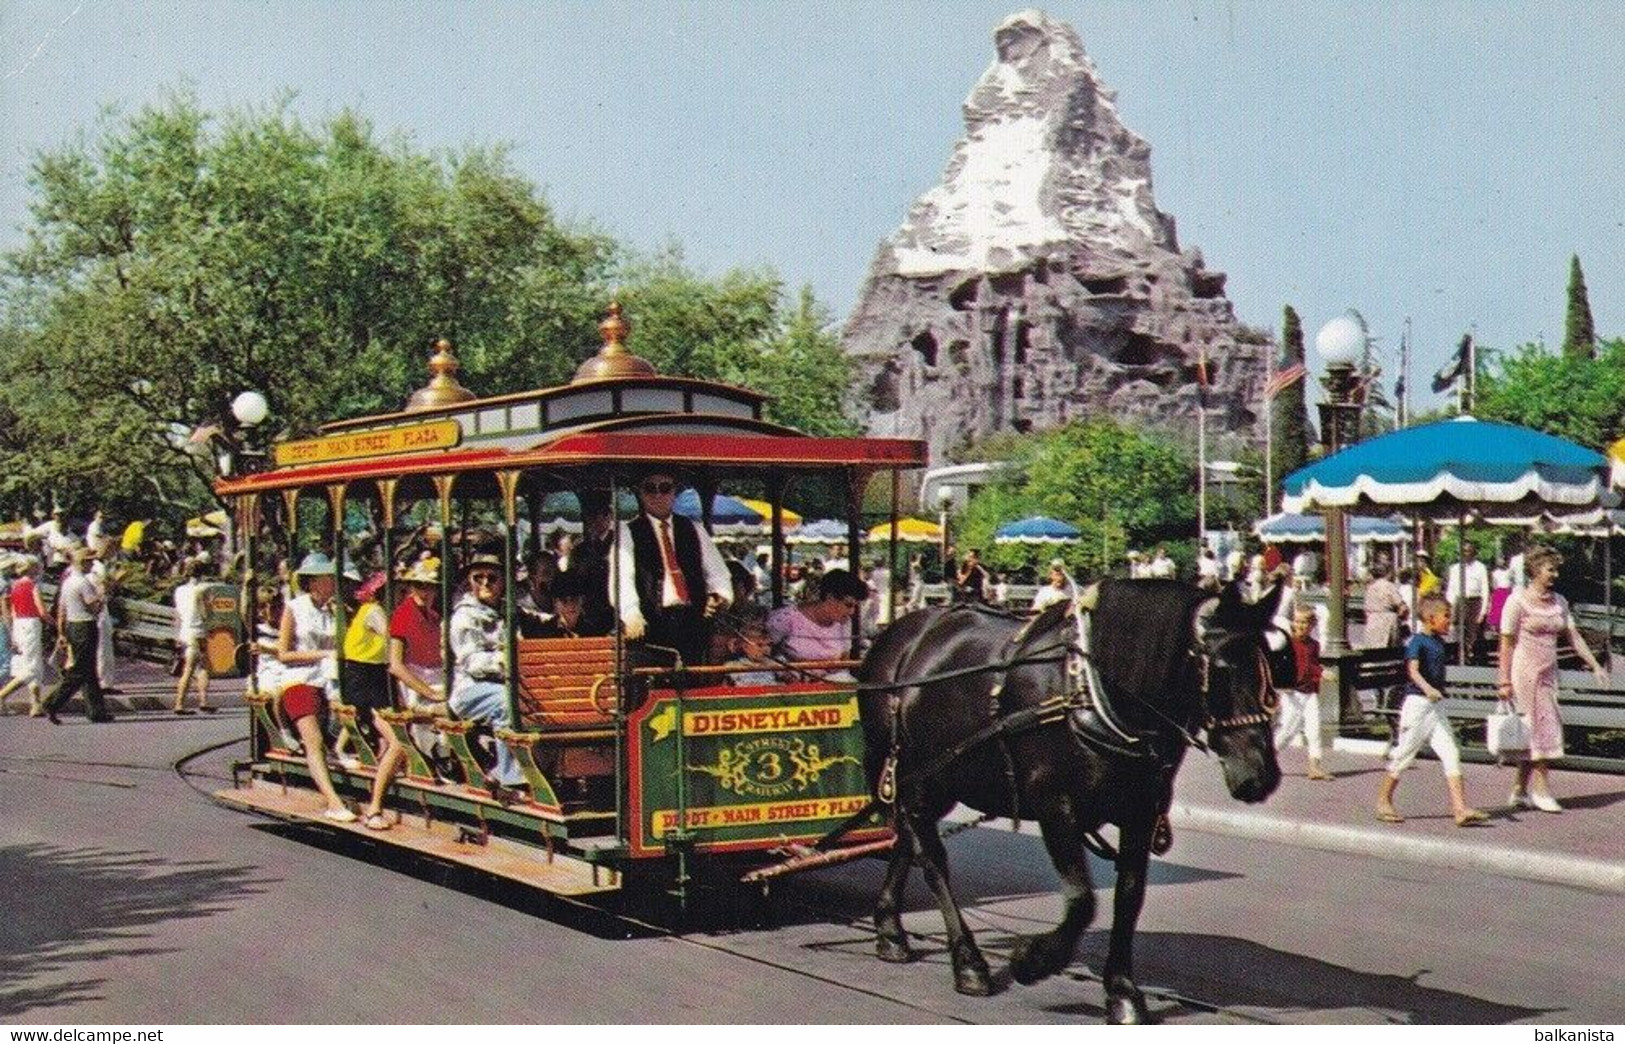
top-left (1315, 311), bottom-right (1367, 367)
top-left (232, 390), bottom-right (269, 428)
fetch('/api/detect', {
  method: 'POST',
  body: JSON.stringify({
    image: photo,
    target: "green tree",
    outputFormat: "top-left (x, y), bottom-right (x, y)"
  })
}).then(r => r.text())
top-left (958, 419), bottom-right (1196, 578)
top-left (0, 92), bottom-right (859, 523)
top-left (1564, 254), bottom-right (1597, 360)
top-left (1476, 336), bottom-right (1625, 449)
top-left (1270, 305), bottom-right (1311, 494)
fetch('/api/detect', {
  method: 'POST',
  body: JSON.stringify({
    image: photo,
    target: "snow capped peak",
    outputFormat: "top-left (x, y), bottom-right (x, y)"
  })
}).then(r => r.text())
top-left (889, 9), bottom-right (1175, 278)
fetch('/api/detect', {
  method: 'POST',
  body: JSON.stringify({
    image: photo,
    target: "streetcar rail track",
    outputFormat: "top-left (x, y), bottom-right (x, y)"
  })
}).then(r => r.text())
top-left (172, 734), bottom-right (1274, 1025)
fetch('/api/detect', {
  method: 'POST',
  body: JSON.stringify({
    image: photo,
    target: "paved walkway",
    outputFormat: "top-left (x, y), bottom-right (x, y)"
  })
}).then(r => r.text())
top-left (1172, 741), bottom-right (1624, 893)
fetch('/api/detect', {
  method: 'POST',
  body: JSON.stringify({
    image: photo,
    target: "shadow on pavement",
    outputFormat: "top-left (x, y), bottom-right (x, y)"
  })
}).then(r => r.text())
top-left (1052, 929), bottom-right (1556, 1024)
top-left (0, 843), bottom-right (271, 1019)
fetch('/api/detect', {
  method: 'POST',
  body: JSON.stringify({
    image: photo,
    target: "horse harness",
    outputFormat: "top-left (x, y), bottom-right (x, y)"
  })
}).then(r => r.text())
top-left (836, 586), bottom-right (1278, 858)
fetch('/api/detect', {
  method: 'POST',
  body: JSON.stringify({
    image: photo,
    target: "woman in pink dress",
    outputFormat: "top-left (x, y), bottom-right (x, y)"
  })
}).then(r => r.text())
top-left (1497, 546), bottom-right (1607, 812)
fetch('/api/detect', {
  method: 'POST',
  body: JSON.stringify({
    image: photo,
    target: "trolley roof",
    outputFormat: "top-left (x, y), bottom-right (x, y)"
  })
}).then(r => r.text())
top-left (216, 306), bottom-right (925, 497)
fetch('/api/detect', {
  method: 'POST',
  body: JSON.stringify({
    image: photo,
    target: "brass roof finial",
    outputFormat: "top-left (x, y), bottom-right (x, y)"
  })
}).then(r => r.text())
top-left (573, 301), bottom-right (656, 383)
top-left (405, 337), bottom-right (478, 412)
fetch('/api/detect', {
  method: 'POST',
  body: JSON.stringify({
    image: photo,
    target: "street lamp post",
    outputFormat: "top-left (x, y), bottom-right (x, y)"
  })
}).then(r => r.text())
top-left (231, 391), bottom-right (269, 475)
top-left (1315, 312), bottom-right (1367, 737)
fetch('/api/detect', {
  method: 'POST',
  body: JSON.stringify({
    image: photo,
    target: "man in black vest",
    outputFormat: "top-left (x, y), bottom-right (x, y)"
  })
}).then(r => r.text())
top-left (613, 471), bottom-right (733, 665)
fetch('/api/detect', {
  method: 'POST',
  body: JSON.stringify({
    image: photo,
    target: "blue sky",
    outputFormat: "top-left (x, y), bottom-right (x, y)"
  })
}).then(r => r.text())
top-left (2, 1), bottom-right (1620, 410)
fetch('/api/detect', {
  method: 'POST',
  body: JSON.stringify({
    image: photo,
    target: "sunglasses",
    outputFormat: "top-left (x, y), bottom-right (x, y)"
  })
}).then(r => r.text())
top-left (641, 482), bottom-right (676, 495)
top-left (469, 573), bottom-right (501, 585)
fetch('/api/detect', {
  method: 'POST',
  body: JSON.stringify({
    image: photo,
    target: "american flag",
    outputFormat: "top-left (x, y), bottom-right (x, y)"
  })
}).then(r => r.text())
top-left (1263, 362), bottom-right (1307, 400)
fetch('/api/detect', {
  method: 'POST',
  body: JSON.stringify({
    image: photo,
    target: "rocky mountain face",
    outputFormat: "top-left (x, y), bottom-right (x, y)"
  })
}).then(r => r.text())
top-left (844, 9), bottom-right (1268, 464)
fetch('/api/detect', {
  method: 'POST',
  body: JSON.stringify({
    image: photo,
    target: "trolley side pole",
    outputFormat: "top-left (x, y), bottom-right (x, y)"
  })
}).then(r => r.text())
top-left (888, 469), bottom-right (901, 626)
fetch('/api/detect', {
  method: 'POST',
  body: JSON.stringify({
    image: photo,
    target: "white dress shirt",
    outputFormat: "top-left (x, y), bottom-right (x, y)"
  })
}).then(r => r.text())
top-left (1446, 560), bottom-right (1491, 619)
top-left (613, 514), bottom-right (733, 633)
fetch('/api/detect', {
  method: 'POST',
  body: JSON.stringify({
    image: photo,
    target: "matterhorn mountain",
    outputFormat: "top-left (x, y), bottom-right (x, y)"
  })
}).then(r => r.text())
top-left (845, 9), bottom-right (1268, 464)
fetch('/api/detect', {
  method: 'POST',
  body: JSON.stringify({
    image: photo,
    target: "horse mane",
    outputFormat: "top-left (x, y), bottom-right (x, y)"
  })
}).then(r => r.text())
top-left (1022, 579), bottom-right (1208, 716)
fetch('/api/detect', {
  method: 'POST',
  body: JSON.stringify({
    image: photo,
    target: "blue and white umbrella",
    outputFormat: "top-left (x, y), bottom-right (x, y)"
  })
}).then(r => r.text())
top-left (785, 519), bottom-right (853, 545)
top-left (1282, 417), bottom-right (1610, 518)
top-left (1255, 512), bottom-right (1410, 546)
top-left (674, 490), bottom-right (766, 537)
top-left (994, 515), bottom-right (1083, 545)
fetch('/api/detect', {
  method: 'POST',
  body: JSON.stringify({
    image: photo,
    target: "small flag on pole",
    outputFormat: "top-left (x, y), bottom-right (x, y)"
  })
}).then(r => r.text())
top-left (1263, 362), bottom-right (1306, 400)
top-left (1432, 334), bottom-right (1471, 393)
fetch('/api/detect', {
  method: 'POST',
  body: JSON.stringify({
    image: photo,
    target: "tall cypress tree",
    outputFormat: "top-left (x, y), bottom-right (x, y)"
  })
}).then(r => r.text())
top-left (1270, 305), bottom-right (1312, 495)
top-left (1564, 254), bottom-right (1597, 360)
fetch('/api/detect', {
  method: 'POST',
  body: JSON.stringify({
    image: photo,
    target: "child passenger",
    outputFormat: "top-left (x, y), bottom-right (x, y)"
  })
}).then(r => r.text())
top-left (725, 619), bottom-right (777, 687)
top-left (1375, 595), bottom-right (1489, 827)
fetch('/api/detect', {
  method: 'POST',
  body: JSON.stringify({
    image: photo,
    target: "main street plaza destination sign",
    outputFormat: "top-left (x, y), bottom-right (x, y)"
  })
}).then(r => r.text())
top-left (273, 419), bottom-right (461, 467)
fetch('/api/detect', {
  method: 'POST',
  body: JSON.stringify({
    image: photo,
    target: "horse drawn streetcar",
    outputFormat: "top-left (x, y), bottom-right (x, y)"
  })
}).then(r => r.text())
top-left (213, 304), bottom-right (924, 904)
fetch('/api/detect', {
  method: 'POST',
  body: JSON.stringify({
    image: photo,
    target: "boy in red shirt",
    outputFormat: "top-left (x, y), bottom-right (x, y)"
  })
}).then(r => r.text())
top-left (1274, 605), bottom-right (1332, 781)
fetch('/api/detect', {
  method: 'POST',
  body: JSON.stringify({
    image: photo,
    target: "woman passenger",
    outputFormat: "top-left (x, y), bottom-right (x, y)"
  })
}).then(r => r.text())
top-left (277, 552), bottom-right (354, 822)
top-left (360, 559), bottom-right (445, 831)
top-left (340, 571), bottom-right (392, 763)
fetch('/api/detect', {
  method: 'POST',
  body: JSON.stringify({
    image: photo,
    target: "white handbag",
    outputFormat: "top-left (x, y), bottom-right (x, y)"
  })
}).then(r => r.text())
top-left (1485, 699), bottom-right (1530, 759)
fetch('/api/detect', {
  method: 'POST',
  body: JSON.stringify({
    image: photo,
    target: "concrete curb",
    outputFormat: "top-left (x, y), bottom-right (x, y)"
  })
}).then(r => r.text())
top-left (946, 805), bottom-right (1623, 894)
top-left (1169, 803), bottom-right (1625, 894)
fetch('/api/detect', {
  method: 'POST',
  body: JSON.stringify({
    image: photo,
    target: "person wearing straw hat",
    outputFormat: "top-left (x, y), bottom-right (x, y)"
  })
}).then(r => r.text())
top-left (276, 551), bottom-right (354, 821)
top-left (40, 547), bottom-right (112, 724)
top-left (359, 558), bottom-right (444, 830)
top-left (448, 553), bottom-right (526, 796)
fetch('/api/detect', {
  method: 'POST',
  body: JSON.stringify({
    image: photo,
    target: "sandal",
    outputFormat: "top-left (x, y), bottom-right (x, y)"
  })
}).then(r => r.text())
top-left (174, 708), bottom-right (197, 716)
top-left (1375, 808), bottom-right (1404, 824)
top-left (199, 705), bottom-right (218, 714)
top-left (1454, 809), bottom-right (1490, 826)
top-left (362, 812), bottom-right (392, 831)
top-left (321, 807), bottom-right (358, 823)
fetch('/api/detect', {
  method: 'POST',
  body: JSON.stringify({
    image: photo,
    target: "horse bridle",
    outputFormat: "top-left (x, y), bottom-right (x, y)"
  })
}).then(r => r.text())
top-left (1194, 635), bottom-right (1280, 736)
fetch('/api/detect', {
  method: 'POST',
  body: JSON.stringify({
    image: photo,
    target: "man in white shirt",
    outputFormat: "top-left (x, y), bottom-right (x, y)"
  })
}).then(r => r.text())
top-left (613, 472), bottom-right (732, 666)
top-left (1148, 545), bottom-right (1177, 579)
top-left (27, 508), bottom-right (74, 571)
top-left (1196, 547), bottom-right (1221, 591)
top-left (90, 553), bottom-right (120, 692)
top-left (85, 510), bottom-right (110, 556)
top-left (41, 547), bottom-right (111, 723)
top-left (1445, 540), bottom-right (1492, 659)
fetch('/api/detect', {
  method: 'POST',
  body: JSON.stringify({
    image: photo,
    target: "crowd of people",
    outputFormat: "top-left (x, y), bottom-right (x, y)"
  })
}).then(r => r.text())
top-left (3, 489), bottom-right (1610, 832)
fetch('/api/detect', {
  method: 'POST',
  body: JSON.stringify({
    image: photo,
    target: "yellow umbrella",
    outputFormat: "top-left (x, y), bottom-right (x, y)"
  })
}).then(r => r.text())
top-left (185, 509), bottom-right (230, 538)
top-left (866, 517), bottom-right (943, 543)
top-left (736, 498), bottom-right (801, 527)
top-left (1610, 436), bottom-right (1625, 487)
top-left (120, 520), bottom-right (147, 551)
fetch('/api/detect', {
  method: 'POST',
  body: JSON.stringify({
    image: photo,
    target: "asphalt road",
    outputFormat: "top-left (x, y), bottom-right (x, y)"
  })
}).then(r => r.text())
top-left (1, 711), bottom-right (1620, 1025)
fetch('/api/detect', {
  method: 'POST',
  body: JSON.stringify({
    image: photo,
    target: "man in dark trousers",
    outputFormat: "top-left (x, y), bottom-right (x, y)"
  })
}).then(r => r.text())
top-left (563, 489), bottom-right (617, 637)
top-left (43, 547), bottom-right (113, 723)
top-left (613, 471), bottom-right (733, 666)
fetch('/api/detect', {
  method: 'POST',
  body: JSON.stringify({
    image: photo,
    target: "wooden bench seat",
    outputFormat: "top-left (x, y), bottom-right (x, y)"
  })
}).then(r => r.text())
top-left (517, 636), bottom-right (619, 730)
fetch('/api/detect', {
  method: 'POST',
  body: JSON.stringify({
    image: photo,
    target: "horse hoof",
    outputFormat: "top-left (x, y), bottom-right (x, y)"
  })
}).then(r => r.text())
top-left (875, 936), bottom-right (915, 964)
top-left (1106, 993), bottom-right (1151, 1025)
top-left (1008, 936), bottom-right (1058, 986)
top-left (953, 966), bottom-right (993, 997)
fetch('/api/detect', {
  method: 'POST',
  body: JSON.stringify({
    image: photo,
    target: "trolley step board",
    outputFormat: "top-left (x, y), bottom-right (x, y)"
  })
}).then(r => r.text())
top-left (214, 782), bottom-right (621, 896)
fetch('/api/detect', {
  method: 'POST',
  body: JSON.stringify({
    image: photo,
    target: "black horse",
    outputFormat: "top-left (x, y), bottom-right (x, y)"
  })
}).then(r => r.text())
top-left (857, 579), bottom-right (1283, 1023)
